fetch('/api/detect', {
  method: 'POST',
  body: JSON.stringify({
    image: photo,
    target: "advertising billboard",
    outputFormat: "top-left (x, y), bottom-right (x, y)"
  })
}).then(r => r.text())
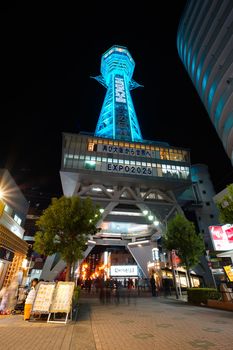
top-left (223, 265), bottom-right (233, 282)
top-left (209, 224), bottom-right (233, 251)
top-left (110, 265), bottom-right (138, 276)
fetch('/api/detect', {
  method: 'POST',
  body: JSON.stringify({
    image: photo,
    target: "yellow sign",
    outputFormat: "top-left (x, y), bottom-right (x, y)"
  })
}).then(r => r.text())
top-left (0, 200), bottom-right (5, 217)
top-left (223, 265), bottom-right (233, 282)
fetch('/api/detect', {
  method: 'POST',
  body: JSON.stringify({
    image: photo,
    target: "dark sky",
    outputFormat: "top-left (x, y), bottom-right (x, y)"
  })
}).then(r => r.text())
top-left (1, 2), bottom-right (233, 206)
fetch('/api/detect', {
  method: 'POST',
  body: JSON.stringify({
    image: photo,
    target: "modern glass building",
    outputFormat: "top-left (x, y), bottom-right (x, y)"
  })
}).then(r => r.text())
top-left (177, 0), bottom-right (233, 165)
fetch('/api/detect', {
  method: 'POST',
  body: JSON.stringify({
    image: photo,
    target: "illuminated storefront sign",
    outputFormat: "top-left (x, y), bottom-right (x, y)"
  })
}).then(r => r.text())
top-left (209, 224), bottom-right (233, 251)
top-left (110, 265), bottom-right (138, 276)
top-left (223, 265), bottom-right (233, 282)
top-left (106, 163), bottom-right (152, 176)
top-left (97, 144), bottom-right (152, 157)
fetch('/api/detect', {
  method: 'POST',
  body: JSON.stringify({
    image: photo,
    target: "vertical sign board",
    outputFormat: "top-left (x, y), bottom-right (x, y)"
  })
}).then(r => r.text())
top-left (32, 282), bottom-right (56, 314)
top-left (114, 74), bottom-right (131, 140)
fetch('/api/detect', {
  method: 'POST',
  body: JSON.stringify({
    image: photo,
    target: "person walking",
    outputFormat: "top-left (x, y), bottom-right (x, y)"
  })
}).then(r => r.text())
top-left (24, 278), bottom-right (39, 321)
top-left (150, 274), bottom-right (157, 297)
top-left (0, 286), bottom-right (9, 314)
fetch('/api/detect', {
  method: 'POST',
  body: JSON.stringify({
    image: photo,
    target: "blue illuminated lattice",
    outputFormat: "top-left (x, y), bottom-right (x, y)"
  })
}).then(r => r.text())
top-left (92, 45), bottom-right (143, 142)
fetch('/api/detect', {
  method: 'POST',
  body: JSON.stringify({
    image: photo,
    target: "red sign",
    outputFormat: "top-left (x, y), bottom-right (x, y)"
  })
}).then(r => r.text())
top-left (209, 225), bottom-right (233, 251)
top-left (225, 226), bottom-right (233, 242)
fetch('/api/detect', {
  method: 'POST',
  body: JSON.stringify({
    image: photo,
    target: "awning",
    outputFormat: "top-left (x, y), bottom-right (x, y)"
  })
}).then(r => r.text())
top-left (216, 250), bottom-right (233, 259)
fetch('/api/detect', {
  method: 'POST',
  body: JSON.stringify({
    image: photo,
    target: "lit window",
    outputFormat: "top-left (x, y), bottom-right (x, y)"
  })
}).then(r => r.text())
top-left (88, 142), bottom-right (94, 151)
top-left (14, 214), bottom-right (22, 225)
top-left (85, 161), bottom-right (96, 170)
top-left (4, 204), bottom-right (13, 215)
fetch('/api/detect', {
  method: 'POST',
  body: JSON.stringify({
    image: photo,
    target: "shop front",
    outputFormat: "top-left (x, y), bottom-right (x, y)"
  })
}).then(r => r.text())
top-left (0, 224), bottom-right (28, 289)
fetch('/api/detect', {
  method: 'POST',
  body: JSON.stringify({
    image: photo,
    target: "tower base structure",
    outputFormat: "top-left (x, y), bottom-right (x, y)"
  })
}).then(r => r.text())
top-left (42, 132), bottom-right (194, 283)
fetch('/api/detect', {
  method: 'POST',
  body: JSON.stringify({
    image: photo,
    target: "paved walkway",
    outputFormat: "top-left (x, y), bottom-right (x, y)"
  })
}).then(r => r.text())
top-left (0, 295), bottom-right (233, 349)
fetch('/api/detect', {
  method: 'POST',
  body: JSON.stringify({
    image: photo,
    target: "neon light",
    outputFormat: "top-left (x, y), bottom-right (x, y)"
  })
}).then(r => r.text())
top-left (207, 81), bottom-right (217, 111)
top-left (214, 96), bottom-right (225, 127)
top-left (93, 45), bottom-right (143, 142)
top-left (201, 72), bottom-right (208, 95)
top-left (187, 49), bottom-right (192, 70)
top-left (191, 54), bottom-right (196, 77)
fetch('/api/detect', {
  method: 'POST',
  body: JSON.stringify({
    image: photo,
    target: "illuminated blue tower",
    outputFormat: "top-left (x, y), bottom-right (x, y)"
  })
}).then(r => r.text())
top-left (92, 45), bottom-right (143, 142)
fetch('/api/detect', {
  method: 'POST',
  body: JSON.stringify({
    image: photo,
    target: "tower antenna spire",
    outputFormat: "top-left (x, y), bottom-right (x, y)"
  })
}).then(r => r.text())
top-left (92, 45), bottom-right (143, 142)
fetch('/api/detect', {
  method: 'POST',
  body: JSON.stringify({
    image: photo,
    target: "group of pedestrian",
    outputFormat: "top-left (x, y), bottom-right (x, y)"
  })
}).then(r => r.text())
top-left (0, 277), bottom-right (40, 320)
top-left (0, 275), bottom-right (19, 314)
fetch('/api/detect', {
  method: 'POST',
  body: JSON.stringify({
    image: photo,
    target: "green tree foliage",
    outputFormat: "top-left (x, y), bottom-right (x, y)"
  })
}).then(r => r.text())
top-left (216, 184), bottom-right (233, 224)
top-left (34, 196), bottom-right (101, 281)
top-left (163, 213), bottom-right (205, 287)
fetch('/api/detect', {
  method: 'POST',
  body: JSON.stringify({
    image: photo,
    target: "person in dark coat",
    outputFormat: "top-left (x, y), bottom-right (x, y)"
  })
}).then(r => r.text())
top-left (150, 275), bottom-right (157, 296)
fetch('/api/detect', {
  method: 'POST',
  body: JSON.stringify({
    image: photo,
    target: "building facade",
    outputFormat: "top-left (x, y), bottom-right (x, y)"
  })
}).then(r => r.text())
top-left (0, 169), bottom-right (29, 289)
top-left (177, 0), bottom-right (233, 165)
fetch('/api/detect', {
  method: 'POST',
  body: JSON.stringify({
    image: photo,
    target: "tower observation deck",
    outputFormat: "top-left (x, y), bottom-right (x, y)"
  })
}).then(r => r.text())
top-left (93, 45), bottom-right (143, 142)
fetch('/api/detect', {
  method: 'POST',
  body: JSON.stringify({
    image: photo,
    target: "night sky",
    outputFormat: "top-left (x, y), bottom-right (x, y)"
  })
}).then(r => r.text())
top-left (1, 2), bottom-right (233, 207)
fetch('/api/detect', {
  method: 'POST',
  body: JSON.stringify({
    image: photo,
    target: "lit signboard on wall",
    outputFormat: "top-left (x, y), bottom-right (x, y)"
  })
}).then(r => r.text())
top-left (110, 265), bottom-right (138, 276)
top-left (209, 224), bottom-right (233, 251)
top-left (223, 265), bottom-right (233, 282)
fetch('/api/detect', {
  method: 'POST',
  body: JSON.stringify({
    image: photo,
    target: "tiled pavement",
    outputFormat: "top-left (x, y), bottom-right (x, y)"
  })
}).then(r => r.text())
top-left (0, 294), bottom-right (233, 350)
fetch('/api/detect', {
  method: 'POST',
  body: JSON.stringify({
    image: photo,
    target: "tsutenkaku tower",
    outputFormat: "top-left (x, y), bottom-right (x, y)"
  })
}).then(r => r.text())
top-left (93, 45), bottom-right (143, 142)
